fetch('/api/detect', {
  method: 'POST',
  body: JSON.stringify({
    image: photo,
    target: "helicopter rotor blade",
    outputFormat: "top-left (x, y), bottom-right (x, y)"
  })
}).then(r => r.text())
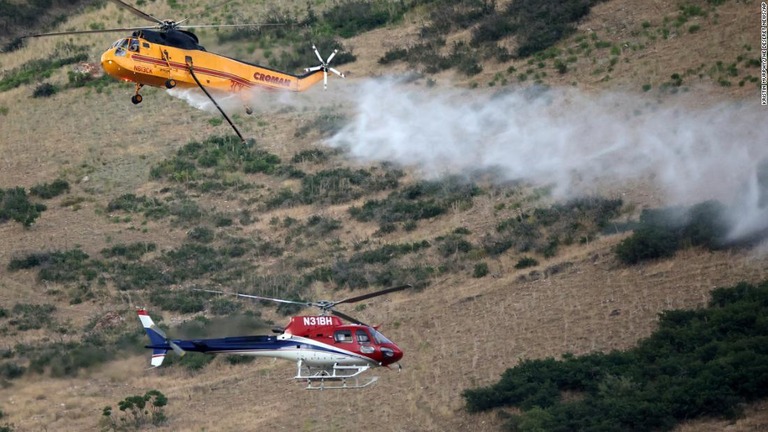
top-left (332, 284), bottom-right (413, 307)
top-left (330, 309), bottom-right (370, 327)
top-left (108, 0), bottom-right (164, 25)
top-left (148, 323), bottom-right (185, 357)
top-left (195, 289), bottom-right (310, 307)
top-left (179, 23), bottom-right (282, 29)
top-left (323, 70), bottom-right (328, 90)
top-left (326, 49), bottom-right (338, 64)
top-left (23, 27), bottom-right (151, 38)
top-left (311, 44), bottom-right (324, 64)
top-left (329, 67), bottom-right (345, 78)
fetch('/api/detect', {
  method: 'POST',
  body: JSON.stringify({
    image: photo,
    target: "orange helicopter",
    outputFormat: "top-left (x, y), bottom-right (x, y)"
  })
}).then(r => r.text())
top-left (26, 0), bottom-right (346, 139)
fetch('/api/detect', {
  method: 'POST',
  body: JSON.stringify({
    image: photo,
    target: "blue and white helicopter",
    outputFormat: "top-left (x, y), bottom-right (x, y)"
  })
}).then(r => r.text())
top-left (138, 285), bottom-right (410, 389)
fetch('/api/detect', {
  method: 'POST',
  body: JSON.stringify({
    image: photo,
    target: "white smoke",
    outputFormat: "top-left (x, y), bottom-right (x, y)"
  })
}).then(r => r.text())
top-left (325, 78), bottom-right (768, 242)
top-left (166, 84), bottom-right (346, 115)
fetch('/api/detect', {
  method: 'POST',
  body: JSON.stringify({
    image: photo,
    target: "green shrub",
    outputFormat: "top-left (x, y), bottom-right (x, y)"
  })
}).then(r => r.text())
top-left (472, 262), bottom-right (489, 278)
top-left (267, 167), bottom-right (403, 208)
top-left (349, 177), bottom-right (479, 224)
top-left (9, 303), bottom-right (56, 331)
top-left (107, 194), bottom-right (169, 219)
top-left (209, 298), bottom-right (242, 315)
top-left (515, 256), bottom-right (539, 269)
top-left (8, 249), bottom-right (100, 283)
top-left (349, 241), bottom-right (431, 265)
top-left (615, 224), bottom-right (679, 264)
top-left (436, 235), bottom-right (472, 257)
top-left (30, 179), bottom-right (69, 199)
top-left (463, 280), bottom-right (768, 429)
top-left (616, 201), bottom-right (729, 264)
top-left (32, 82), bottom-right (57, 98)
top-left (0, 187), bottom-right (46, 227)
top-left (294, 112), bottom-right (347, 138)
top-left (320, 0), bottom-right (407, 38)
top-left (0, 362), bottom-right (25, 380)
top-left (161, 243), bottom-right (225, 282)
top-left (111, 262), bottom-right (169, 290)
top-left (150, 135), bottom-right (283, 186)
top-left (489, 196), bottom-right (622, 258)
top-left (379, 47), bottom-right (408, 64)
top-left (169, 199), bottom-right (204, 226)
top-left (100, 242), bottom-right (156, 260)
top-left (0, 52), bottom-right (88, 93)
top-left (101, 390), bottom-right (168, 430)
top-left (149, 289), bottom-right (206, 313)
top-left (187, 226), bottom-right (215, 243)
top-left (301, 215), bottom-right (343, 237)
top-left (291, 148), bottom-right (332, 164)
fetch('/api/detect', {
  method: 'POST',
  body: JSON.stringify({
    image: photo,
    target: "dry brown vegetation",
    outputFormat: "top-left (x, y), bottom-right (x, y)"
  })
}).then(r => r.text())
top-left (1, 0), bottom-right (766, 431)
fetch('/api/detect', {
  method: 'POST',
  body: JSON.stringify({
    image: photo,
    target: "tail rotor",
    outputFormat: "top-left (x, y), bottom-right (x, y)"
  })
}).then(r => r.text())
top-left (137, 309), bottom-right (185, 367)
top-left (305, 44), bottom-right (346, 90)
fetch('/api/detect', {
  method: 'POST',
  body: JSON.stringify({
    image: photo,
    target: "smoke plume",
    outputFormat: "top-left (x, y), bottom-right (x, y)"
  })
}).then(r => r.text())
top-left (325, 78), bottom-right (768, 242)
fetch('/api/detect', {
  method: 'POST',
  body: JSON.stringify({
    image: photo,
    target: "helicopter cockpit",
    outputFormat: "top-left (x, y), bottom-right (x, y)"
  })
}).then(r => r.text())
top-left (110, 38), bottom-right (140, 56)
top-left (332, 327), bottom-right (394, 346)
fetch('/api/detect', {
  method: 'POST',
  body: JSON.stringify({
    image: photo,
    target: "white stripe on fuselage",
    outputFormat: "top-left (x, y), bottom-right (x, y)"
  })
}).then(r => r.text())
top-left (205, 336), bottom-right (377, 368)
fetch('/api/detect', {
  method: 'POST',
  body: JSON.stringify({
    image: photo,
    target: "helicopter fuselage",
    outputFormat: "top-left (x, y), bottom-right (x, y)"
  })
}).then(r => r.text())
top-left (141, 312), bottom-right (403, 369)
top-left (100, 30), bottom-right (325, 94)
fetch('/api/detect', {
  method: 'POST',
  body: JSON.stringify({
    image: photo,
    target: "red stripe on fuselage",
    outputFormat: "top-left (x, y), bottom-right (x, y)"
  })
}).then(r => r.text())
top-left (131, 54), bottom-right (255, 87)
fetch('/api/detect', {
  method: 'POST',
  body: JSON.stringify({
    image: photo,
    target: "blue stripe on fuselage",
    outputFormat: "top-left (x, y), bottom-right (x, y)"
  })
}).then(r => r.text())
top-left (144, 335), bottom-right (371, 362)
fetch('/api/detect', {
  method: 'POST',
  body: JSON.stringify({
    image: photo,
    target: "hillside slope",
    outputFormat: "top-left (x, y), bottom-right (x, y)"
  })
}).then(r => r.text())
top-left (0, 0), bottom-right (766, 431)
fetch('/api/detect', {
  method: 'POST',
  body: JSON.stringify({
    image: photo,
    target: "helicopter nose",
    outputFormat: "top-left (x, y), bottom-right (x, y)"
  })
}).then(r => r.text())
top-left (392, 345), bottom-right (403, 363)
top-left (380, 344), bottom-right (403, 364)
top-left (101, 51), bottom-right (118, 76)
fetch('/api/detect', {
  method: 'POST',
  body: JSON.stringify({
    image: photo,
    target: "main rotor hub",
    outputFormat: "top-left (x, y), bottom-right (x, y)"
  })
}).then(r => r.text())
top-left (160, 20), bottom-right (178, 31)
top-left (314, 300), bottom-right (335, 311)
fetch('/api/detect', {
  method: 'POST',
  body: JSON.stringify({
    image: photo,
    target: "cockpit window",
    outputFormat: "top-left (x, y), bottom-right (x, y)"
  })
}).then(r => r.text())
top-left (356, 330), bottom-right (370, 344)
top-left (113, 39), bottom-right (129, 57)
top-left (334, 330), bottom-right (352, 343)
top-left (129, 39), bottom-right (139, 52)
top-left (370, 328), bottom-right (393, 345)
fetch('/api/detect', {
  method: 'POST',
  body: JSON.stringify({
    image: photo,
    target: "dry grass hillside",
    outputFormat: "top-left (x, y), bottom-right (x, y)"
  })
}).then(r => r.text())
top-left (0, 0), bottom-right (766, 431)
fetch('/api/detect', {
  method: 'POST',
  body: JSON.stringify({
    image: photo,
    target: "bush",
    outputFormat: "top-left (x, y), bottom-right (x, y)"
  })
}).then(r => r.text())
top-left (30, 179), bottom-right (69, 199)
top-left (32, 82), bottom-right (57, 98)
top-left (463, 280), bottom-right (768, 430)
top-left (320, 0), bottom-right (407, 38)
top-left (101, 242), bottom-right (156, 260)
top-left (490, 196), bottom-right (622, 258)
top-left (436, 235), bottom-right (472, 257)
top-left (615, 201), bottom-right (729, 264)
top-left (472, 262), bottom-right (489, 278)
top-left (0, 52), bottom-right (88, 92)
top-left (515, 256), bottom-right (539, 269)
top-left (266, 167), bottom-right (403, 208)
top-left (107, 194), bottom-right (169, 219)
top-left (9, 303), bottom-right (56, 331)
top-left (615, 224), bottom-right (679, 264)
top-left (0, 187), bottom-right (46, 226)
top-left (0, 362), bottom-right (25, 380)
top-left (101, 390), bottom-right (168, 430)
top-left (8, 248), bottom-right (100, 283)
top-left (187, 226), bottom-right (215, 243)
top-left (349, 177), bottom-right (479, 224)
top-left (149, 289), bottom-right (206, 313)
top-left (291, 148), bottom-right (332, 164)
top-left (382, 0), bottom-right (603, 73)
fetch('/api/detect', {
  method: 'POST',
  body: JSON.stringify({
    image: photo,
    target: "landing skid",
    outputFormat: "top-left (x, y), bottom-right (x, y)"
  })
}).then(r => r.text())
top-left (295, 360), bottom-right (378, 390)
